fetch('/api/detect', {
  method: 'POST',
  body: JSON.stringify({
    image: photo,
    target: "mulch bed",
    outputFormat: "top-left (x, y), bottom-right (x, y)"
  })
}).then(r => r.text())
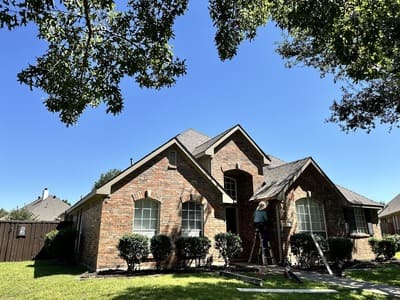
top-left (80, 265), bottom-right (258, 279)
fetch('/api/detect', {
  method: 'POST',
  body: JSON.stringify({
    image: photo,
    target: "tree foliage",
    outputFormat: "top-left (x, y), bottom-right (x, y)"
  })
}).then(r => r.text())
top-left (0, 208), bottom-right (7, 219)
top-left (5, 207), bottom-right (36, 221)
top-left (2, 0), bottom-right (400, 131)
top-left (93, 168), bottom-right (121, 189)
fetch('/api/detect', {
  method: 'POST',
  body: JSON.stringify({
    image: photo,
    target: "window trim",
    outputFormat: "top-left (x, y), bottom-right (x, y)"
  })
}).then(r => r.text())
top-left (352, 207), bottom-right (368, 235)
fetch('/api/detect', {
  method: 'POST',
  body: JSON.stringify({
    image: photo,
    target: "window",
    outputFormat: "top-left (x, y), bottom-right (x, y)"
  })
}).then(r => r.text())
top-left (344, 207), bottom-right (371, 236)
top-left (224, 176), bottom-right (237, 201)
top-left (133, 199), bottom-right (159, 238)
top-left (168, 150), bottom-right (177, 168)
top-left (295, 198), bottom-right (327, 237)
top-left (182, 201), bottom-right (203, 237)
top-left (353, 207), bottom-right (368, 234)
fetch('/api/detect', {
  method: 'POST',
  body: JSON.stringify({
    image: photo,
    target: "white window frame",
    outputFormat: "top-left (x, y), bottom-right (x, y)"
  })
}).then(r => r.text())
top-left (181, 201), bottom-right (203, 237)
top-left (353, 207), bottom-right (368, 234)
top-left (224, 176), bottom-right (237, 201)
top-left (295, 198), bottom-right (327, 237)
top-left (133, 198), bottom-right (160, 238)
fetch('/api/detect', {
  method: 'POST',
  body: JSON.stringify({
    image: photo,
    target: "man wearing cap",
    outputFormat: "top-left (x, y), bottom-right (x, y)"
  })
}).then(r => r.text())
top-left (253, 201), bottom-right (269, 248)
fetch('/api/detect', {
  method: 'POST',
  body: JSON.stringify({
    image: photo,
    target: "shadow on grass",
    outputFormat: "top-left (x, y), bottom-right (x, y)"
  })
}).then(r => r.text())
top-left (109, 273), bottom-right (377, 300)
top-left (26, 259), bottom-right (86, 278)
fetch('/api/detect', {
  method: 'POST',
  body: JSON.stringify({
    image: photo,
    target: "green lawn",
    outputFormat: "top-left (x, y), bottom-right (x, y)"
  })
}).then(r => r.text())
top-left (0, 260), bottom-right (388, 300)
top-left (345, 263), bottom-right (400, 287)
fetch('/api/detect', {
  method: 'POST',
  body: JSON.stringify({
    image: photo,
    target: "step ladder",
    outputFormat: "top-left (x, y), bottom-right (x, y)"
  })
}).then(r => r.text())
top-left (248, 228), bottom-right (276, 265)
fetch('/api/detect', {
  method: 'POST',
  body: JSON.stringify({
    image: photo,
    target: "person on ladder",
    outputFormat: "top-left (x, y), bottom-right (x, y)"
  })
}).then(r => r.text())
top-left (253, 201), bottom-right (269, 253)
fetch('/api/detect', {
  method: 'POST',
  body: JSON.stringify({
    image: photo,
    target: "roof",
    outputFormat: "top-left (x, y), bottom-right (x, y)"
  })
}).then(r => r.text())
top-left (176, 128), bottom-right (210, 153)
top-left (187, 124), bottom-right (271, 165)
top-left (67, 137), bottom-right (234, 214)
top-left (379, 193), bottom-right (400, 217)
top-left (24, 195), bottom-right (70, 221)
top-left (336, 185), bottom-right (383, 209)
top-left (251, 157), bottom-right (382, 208)
top-left (250, 157), bottom-right (312, 201)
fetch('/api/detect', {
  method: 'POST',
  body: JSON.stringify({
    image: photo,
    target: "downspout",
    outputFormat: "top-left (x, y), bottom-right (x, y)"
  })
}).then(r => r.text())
top-left (276, 191), bottom-right (284, 264)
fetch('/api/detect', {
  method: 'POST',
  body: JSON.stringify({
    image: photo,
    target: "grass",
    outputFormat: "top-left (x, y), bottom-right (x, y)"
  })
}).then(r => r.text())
top-left (0, 260), bottom-right (389, 300)
top-left (345, 263), bottom-right (400, 287)
top-left (395, 252), bottom-right (400, 260)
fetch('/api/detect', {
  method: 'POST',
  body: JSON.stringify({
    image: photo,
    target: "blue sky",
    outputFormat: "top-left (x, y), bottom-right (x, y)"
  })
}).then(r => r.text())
top-left (1, 2), bottom-right (399, 211)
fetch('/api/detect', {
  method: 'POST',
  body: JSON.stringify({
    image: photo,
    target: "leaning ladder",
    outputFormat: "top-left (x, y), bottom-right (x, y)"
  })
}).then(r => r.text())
top-left (248, 229), bottom-right (276, 265)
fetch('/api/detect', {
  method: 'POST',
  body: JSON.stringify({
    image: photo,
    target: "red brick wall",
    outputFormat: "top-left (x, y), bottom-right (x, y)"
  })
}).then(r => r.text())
top-left (209, 131), bottom-right (266, 257)
top-left (72, 199), bottom-right (103, 270)
top-left (94, 144), bottom-right (226, 270)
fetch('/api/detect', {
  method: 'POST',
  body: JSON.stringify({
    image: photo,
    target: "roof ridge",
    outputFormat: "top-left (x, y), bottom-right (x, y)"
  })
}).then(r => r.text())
top-left (266, 157), bottom-right (311, 170)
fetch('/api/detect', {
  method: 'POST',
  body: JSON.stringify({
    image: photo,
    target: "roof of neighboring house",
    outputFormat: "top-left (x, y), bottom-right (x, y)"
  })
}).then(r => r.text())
top-left (24, 195), bottom-right (70, 221)
top-left (379, 193), bottom-right (400, 217)
top-left (336, 185), bottom-right (383, 208)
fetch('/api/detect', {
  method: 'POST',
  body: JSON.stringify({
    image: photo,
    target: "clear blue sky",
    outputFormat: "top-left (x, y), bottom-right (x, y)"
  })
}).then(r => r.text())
top-left (1, 2), bottom-right (399, 211)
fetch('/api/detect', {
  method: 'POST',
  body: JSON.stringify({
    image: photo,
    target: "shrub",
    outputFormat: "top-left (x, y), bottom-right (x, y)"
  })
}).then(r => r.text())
top-left (117, 233), bottom-right (149, 272)
top-left (214, 232), bottom-right (243, 268)
top-left (44, 227), bottom-right (77, 262)
top-left (369, 237), bottom-right (397, 260)
top-left (327, 237), bottom-right (353, 262)
top-left (175, 236), bottom-right (211, 267)
top-left (150, 234), bottom-right (172, 270)
top-left (384, 234), bottom-right (400, 252)
top-left (289, 233), bottom-right (327, 269)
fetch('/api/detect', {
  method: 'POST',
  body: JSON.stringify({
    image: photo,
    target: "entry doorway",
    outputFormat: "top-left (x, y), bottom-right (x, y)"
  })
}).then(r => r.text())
top-left (226, 207), bottom-right (238, 234)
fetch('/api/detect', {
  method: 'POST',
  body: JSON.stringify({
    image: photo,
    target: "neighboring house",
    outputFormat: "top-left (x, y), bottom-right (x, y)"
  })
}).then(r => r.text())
top-left (379, 194), bottom-right (400, 235)
top-left (65, 125), bottom-right (383, 271)
top-left (25, 188), bottom-right (70, 221)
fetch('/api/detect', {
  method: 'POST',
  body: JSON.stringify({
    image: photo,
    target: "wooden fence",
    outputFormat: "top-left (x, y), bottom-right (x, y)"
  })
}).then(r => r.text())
top-left (0, 221), bottom-right (59, 261)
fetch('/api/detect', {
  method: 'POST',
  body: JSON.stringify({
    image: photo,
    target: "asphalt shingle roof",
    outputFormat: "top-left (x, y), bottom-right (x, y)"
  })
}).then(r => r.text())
top-left (379, 193), bottom-right (400, 217)
top-left (251, 157), bottom-right (311, 200)
top-left (24, 195), bottom-right (70, 221)
top-left (176, 129), bottom-right (210, 153)
top-left (336, 185), bottom-right (383, 208)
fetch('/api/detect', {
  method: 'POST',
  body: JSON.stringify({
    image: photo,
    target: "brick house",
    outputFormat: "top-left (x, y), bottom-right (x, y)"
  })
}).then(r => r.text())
top-left (65, 125), bottom-right (383, 271)
top-left (379, 194), bottom-right (400, 234)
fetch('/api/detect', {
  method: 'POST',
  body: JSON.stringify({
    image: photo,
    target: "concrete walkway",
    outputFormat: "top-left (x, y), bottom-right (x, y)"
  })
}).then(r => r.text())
top-left (297, 270), bottom-right (400, 298)
top-left (240, 263), bottom-right (400, 298)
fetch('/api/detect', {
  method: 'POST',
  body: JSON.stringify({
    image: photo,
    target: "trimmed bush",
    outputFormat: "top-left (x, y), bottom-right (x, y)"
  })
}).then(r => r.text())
top-left (117, 233), bottom-right (149, 272)
top-left (44, 227), bottom-right (77, 263)
top-left (150, 234), bottom-right (172, 270)
top-left (289, 233), bottom-right (327, 269)
top-left (327, 237), bottom-right (353, 262)
top-left (384, 234), bottom-right (400, 252)
top-left (214, 232), bottom-right (243, 268)
top-left (175, 236), bottom-right (211, 267)
top-left (369, 237), bottom-right (397, 260)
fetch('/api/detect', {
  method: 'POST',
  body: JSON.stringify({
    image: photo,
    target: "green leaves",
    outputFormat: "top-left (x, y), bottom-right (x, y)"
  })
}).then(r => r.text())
top-left (209, 0), bottom-right (271, 60)
top-left (13, 0), bottom-right (187, 125)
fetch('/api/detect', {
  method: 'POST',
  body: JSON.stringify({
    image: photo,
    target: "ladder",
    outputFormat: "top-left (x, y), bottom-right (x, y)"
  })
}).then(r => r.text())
top-left (248, 229), bottom-right (276, 265)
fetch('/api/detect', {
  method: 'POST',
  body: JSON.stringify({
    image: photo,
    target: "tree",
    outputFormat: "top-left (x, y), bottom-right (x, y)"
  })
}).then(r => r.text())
top-left (1, 0), bottom-right (400, 131)
top-left (0, 208), bottom-right (8, 219)
top-left (6, 207), bottom-right (36, 221)
top-left (93, 168), bottom-right (121, 189)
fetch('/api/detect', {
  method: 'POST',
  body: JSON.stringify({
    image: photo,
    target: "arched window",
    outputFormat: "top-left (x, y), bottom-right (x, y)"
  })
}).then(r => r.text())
top-left (181, 201), bottom-right (203, 237)
top-left (295, 198), bottom-right (327, 237)
top-left (224, 176), bottom-right (237, 201)
top-left (133, 198), bottom-right (159, 238)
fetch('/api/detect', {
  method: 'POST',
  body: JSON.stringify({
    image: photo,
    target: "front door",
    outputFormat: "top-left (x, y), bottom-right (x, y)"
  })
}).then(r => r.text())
top-left (226, 207), bottom-right (238, 234)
